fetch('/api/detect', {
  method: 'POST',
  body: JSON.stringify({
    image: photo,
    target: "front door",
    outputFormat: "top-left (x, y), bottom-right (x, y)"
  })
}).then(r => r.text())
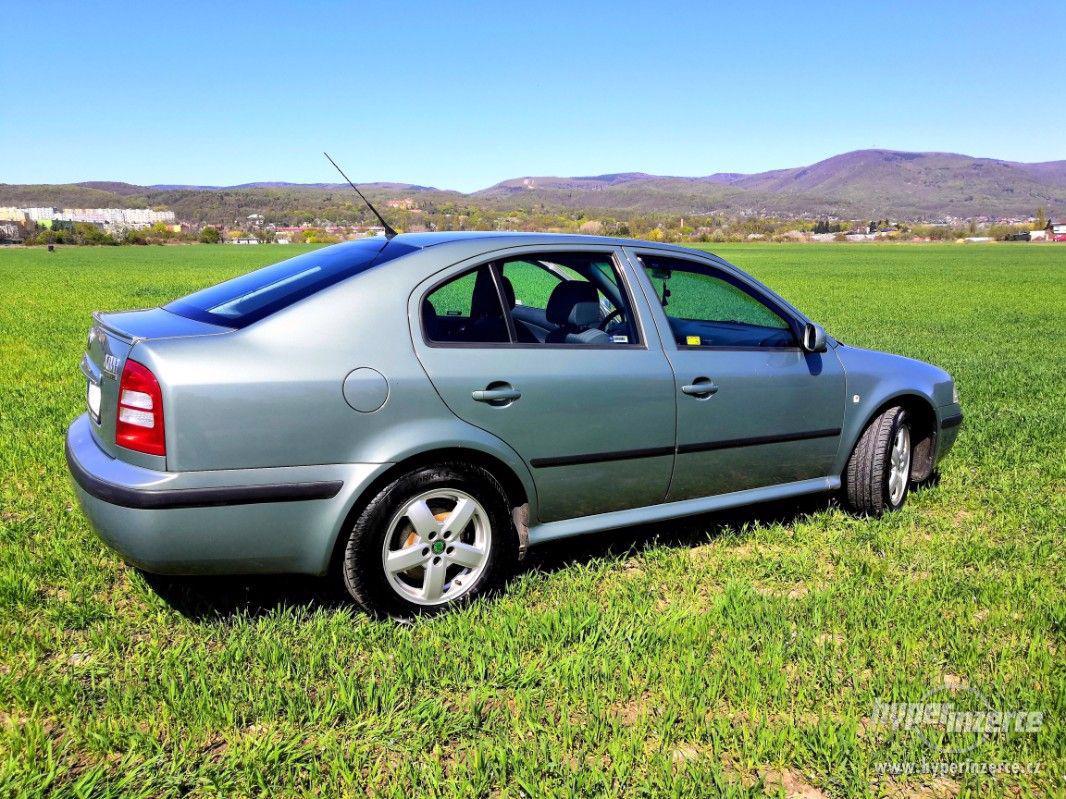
top-left (627, 250), bottom-right (845, 501)
top-left (412, 246), bottom-right (676, 523)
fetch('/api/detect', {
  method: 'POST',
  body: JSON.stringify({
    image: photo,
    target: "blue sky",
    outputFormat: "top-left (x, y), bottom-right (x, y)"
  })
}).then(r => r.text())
top-left (3, 0), bottom-right (1064, 191)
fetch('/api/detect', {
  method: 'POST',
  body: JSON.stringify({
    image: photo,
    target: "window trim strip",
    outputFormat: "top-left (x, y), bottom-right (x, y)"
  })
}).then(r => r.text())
top-left (488, 261), bottom-right (520, 344)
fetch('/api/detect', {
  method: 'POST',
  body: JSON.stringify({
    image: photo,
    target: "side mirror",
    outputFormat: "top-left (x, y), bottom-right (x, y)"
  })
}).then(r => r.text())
top-left (802, 322), bottom-right (828, 353)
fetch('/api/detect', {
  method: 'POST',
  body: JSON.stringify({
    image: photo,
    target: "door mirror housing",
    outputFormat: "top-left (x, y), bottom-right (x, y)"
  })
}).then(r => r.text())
top-left (802, 322), bottom-right (828, 353)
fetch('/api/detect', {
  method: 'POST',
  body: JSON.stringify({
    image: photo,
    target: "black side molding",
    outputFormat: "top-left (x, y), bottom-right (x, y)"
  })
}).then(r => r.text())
top-left (530, 445), bottom-right (674, 469)
top-left (677, 428), bottom-right (841, 455)
top-left (66, 441), bottom-right (342, 510)
top-left (530, 429), bottom-right (841, 468)
top-left (941, 413), bottom-right (964, 430)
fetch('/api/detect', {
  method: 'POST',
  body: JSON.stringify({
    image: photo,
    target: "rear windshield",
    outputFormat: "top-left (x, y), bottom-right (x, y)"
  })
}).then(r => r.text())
top-left (166, 238), bottom-right (418, 328)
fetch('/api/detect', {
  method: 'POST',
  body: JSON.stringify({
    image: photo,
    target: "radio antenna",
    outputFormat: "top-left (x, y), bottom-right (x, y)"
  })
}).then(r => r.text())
top-left (323, 151), bottom-right (397, 239)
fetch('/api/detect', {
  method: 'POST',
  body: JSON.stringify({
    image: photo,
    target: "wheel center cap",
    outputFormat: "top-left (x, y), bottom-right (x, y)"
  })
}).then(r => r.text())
top-left (431, 540), bottom-right (446, 555)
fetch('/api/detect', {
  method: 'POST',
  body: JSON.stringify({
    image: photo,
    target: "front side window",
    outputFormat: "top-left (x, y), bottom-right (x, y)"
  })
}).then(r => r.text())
top-left (639, 254), bottom-right (795, 348)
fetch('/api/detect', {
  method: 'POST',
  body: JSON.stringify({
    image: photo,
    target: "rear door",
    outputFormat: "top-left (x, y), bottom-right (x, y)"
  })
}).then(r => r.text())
top-left (411, 245), bottom-right (676, 523)
top-left (625, 249), bottom-right (845, 501)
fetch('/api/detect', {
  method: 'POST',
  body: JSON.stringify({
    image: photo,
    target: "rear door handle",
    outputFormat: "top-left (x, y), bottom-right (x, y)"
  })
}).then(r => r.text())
top-left (472, 382), bottom-right (521, 405)
top-left (681, 378), bottom-right (719, 397)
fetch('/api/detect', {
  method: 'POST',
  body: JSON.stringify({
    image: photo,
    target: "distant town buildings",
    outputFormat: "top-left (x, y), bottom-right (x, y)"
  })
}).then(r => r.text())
top-left (1, 198), bottom-right (1062, 246)
top-left (0, 222), bottom-right (24, 242)
top-left (1047, 219), bottom-right (1066, 242)
top-left (58, 208), bottom-right (175, 225)
top-left (0, 206), bottom-right (182, 243)
top-left (0, 208), bottom-right (34, 242)
top-left (0, 208), bottom-right (29, 224)
top-left (0, 206), bottom-right (175, 229)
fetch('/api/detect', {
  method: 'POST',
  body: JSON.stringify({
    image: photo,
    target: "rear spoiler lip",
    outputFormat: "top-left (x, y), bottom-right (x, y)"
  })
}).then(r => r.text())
top-left (91, 309), bottom-right (147, 344)
top-left (91, 308), bottom-right (234, 344)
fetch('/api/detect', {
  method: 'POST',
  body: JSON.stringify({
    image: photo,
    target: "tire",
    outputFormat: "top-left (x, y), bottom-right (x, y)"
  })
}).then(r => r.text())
top-left (843, 405), bottom-right (913, 516)
top-left (341, 462), bottom-right (516, 618)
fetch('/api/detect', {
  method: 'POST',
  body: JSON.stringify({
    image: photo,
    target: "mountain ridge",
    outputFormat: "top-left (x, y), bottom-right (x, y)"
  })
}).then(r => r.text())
top-left (146, 181), bottom-right (439, 192)
top-left (4, 149), bottom-right (1064, 220)
top-left (470, 149), bottom-right (1066, 218)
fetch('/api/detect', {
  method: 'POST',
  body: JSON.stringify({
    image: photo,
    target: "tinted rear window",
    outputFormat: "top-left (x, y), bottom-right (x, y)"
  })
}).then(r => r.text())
top-left (166, 238), bottom-right (418, 328)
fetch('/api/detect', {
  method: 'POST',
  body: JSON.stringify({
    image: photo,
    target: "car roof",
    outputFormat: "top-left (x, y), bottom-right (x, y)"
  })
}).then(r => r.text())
top-left (388, 230), bottom-right (704, 255)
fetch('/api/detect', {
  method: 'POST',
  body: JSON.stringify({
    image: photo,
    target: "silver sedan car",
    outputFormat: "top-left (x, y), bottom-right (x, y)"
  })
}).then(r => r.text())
top-left (66, 232), bottom-right (962, 616)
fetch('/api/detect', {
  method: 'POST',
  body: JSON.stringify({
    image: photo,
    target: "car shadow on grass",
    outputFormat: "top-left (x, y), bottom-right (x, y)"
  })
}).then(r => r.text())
top-left (140, 493), bottom-right (836, 622)
top-left (519, 493), bottom-right (835, 577)
top-left (137, 571), bottom-right (351, 622)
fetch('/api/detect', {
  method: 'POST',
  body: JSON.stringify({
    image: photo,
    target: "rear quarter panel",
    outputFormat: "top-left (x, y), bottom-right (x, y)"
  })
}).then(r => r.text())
top-left (132, 245), bottom-right (539, 510)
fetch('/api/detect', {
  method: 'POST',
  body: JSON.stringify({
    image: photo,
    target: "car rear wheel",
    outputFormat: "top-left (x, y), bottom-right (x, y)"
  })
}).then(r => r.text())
top-left (844, 405), bottom-right (913, 516)
top-left (341, 462), bottom-right (515, 618)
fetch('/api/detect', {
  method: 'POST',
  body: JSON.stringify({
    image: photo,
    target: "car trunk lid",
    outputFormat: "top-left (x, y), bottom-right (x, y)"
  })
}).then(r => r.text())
top-left (83, 308), bottom-right (232, 463)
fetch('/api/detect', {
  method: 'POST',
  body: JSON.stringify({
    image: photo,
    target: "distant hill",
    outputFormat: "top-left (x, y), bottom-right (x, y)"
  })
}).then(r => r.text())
top-left (3, 149), bottom-right (1064, 221)
top-left (148, 181), bottom-right (438, 192)
top-left (473, 150), bottom-right (1066, 218)
top-left (1014, 160), bottom-right (1066, 184)
top-left (720, 150), bottom-right (1066, 217)
top-left (74, 181), bottom-right (151, 196)
top-left (479, 173), bottom-right (660, 194)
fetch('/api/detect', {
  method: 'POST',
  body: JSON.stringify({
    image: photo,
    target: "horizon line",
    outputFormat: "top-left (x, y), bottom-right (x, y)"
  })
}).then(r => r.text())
top-left (9, 146), bottom-right (1066, 195)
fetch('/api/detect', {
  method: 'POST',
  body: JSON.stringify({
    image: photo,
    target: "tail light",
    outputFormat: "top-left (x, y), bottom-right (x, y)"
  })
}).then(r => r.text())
top-left (115, 359), bottom-right (166, 456)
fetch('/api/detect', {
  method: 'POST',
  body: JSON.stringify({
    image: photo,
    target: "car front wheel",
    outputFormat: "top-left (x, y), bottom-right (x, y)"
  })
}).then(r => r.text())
top-left (844, 405), bottom-right (913, 516)
top-left (341, 462), bottom-right (515, 618)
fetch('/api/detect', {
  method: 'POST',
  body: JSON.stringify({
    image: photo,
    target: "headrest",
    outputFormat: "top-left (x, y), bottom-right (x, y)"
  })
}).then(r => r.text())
top-left (546, 280), bottom-right (601, 328)
top-left (421, 298), bottom-right (439, 338)
top-left (498, 275), bottom-right (516, 308)
top-left (470, 271), bottom-right (516, 319)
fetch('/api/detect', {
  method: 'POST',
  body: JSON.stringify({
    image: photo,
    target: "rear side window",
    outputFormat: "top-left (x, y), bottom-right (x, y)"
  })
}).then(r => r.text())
top-left (422, 251), bottom-right (641, 347)
top-left (502, 259), bottom-right (563, 309)
top-left (422, 266), bottom-right (510, 344)
top-left (166, 238), bottom-right (417, 328)
top-left (498, 254), bottom-right (640, 346)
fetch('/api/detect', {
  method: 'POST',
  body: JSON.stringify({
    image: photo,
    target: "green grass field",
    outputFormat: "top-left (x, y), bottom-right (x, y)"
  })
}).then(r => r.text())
top-left (0, 243), bottom-right (1063, 798)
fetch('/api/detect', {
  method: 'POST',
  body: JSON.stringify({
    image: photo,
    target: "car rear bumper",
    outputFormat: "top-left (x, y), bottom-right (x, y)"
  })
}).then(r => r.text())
top-left (66, 414), bottom-right (387, 575)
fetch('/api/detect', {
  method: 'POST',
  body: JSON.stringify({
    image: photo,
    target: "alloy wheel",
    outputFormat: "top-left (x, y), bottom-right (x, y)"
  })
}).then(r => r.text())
top-left (380, 489), bottom-right (491, 606)
top-left (887, 425), bottom-right (911, 505)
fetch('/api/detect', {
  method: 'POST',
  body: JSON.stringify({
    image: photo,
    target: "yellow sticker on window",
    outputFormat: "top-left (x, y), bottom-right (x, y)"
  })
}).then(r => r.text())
top-left (686, 335), bottom-right (701, 346)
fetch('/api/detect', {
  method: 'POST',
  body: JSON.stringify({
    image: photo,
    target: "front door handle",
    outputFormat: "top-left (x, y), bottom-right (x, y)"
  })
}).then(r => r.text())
top-left (472, 382), bottom-right (521, 405)
top-left (681, 378), bottom-right (719, 398)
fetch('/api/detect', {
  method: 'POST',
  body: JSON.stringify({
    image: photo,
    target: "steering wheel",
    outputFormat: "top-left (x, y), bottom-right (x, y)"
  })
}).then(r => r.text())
top-left (597, 308), bottom-right (623, 331)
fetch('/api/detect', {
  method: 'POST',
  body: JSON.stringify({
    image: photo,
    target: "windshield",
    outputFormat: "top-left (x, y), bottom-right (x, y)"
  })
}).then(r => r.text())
top-left (166, 238), bottom-right (417, 328)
